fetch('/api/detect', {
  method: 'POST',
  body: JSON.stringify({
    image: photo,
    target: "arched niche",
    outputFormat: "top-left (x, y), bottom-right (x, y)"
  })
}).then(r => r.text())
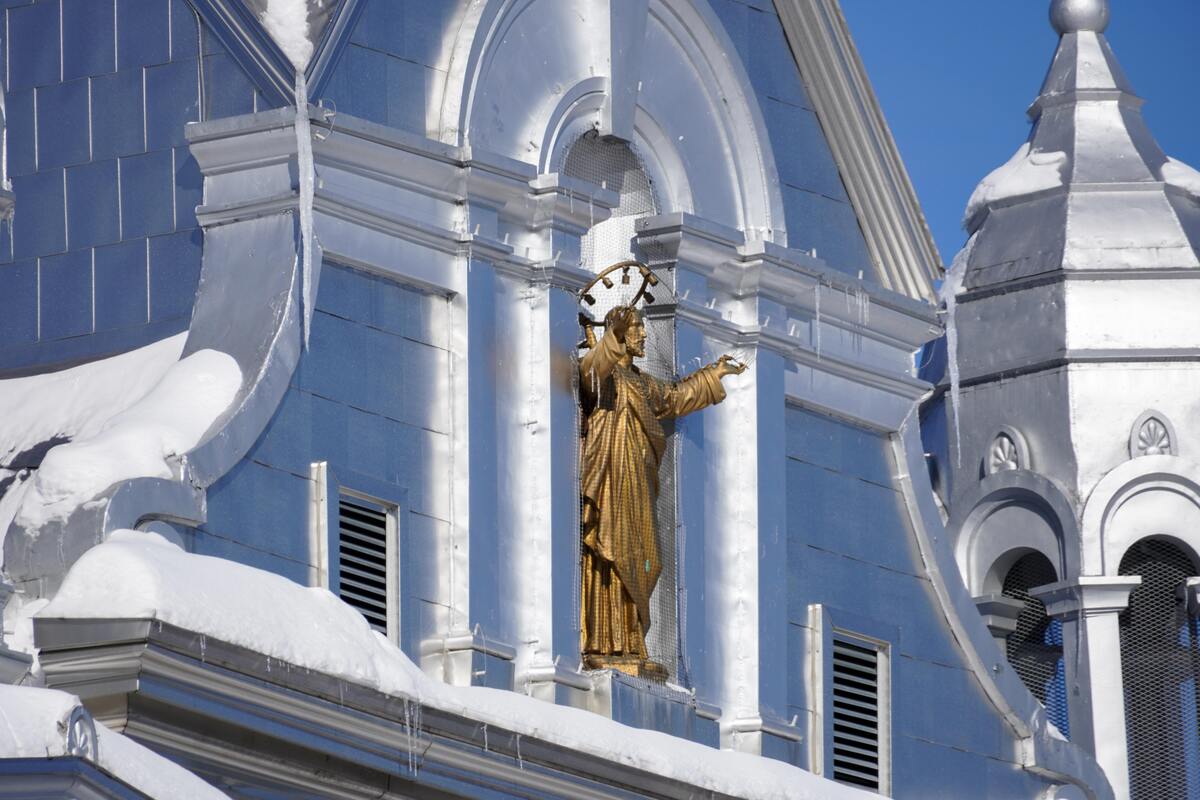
top-left (950, 470), bottom-right (1079, 596)
top-left (1081, 455), bottom-right (1200, 575)
top-left (435, 0), bottom-right (785, 242)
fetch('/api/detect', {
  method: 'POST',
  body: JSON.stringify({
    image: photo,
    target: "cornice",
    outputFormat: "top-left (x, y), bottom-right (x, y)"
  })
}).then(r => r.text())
top-left (35, 618), bottom-right (746, 800)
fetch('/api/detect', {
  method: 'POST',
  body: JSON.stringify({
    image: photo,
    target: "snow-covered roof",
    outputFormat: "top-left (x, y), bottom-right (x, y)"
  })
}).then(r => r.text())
top-left (959, 0), bottom-right (1200, 289)
top-left (0, 335), bottom-right (185, 544)
top-left (0, 335), bottom-right (240, 538)
top-left (0, 684), bottom-right (230, 799)
top-left (41, 530), bottom-right (878, 800)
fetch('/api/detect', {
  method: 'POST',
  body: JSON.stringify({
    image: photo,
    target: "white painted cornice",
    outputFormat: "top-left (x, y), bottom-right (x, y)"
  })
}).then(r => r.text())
top-left (1032, 576), bottom-right (1143, 619)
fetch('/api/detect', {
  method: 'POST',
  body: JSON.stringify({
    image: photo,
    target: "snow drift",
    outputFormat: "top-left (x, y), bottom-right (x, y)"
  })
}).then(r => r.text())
top-left (42, 530), bottom-right (877, 800)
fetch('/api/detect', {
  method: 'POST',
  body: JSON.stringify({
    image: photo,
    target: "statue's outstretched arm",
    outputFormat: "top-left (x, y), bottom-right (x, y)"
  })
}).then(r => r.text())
top-left (579, 322), bottom-right (625, 394)
top-left (660, 355), bottom-right (747, 418)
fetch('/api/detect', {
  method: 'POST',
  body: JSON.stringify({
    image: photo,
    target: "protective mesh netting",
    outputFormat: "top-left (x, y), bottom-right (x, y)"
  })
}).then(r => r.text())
top-left (564, 132), bottom-right (683, 682)
top-left (1119, 539), bottom-right (1200, 800)
top-left (1002, 553), bottom-right (1069, 738)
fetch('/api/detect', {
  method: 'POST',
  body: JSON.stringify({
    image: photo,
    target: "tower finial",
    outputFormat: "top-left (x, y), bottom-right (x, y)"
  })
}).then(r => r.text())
top-left (1050, 0), bottom-right (1110, 35)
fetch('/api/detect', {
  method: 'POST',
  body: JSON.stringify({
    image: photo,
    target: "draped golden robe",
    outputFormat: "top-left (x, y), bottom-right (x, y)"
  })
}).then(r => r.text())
top-left (579, 325), bottom-right (726, 661)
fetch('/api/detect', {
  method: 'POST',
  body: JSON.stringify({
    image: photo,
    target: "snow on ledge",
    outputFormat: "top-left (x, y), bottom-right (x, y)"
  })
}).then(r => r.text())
top-left (1162, 157), bottom-right (1200, 199)
top-left (258, 0), bottom-right (317, 70)
top-left (964, 143), bottom-right (1067, 226)
top-left (42, 532), bottom-right (877, 800)
top-left (13, 348), bottom-right (241, 531)
top-left (0, 684), bottom-right (230, 799)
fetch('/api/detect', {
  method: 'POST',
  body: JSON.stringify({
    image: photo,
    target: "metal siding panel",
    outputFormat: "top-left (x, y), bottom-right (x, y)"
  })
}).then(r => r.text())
top-left (745, 6), bottom-right (813, 110)
top-left (8, 1), bottom-right (60, 90)
top-left (12, 170), bottom-right (66, 260)
top-left (0, 260), bottom-right (38, 345)
top-left (321, 44), bottom-right (425, 134)
top-left (6, 89), bottom-right (36, 177)
top-left (400, 0), bottom-right (458, 68)
top-left (66, 159), bottom-right (120, 249)
top-left (782, 184), bottom-right (873, 279)
top-left (174, 146), bottom-right (203, 230)
top-left (786, 459), bottom-right (912, 574)
top-left (148, 228), bottom-right (201, 321)
top-left (765, 98), bottom-right (848, 202)
top-left (91, 68), bottom-right (146, 160)
top-left (0, 218), bottom-right (11, 264)
top-left (119, 150), bottom-right (174, 238)
top-left (36, 78), bottom-right (91, 169)
top-left (785, 406), bottom-right (892, 486)
top-left (347, 0), bottom-right (404, 57)
top-left (249, 387), bottom-right (312, 475)
top-left (93, 238), bottom-right (149, 331)
top-left (191, 526), bottom-right (311, 584)
top-left (116, 0), bottom-right (170, 70)
top-left (201, 51), bottom-right (257, 119)
top-left (203, 458), bottom-right (312, 563)
top-left (62, 0), bottom-right (116, 81)
top-left (38, 249), bottom-right (93, 340)
top-left (405, 511), bottom-right (449, 605)
top-left (298, 311), bottom-right (448, 433)
top-left (316, 262), bottom-right (443, 346)
top-left (169, 0), bottom-right (198, 61)
top-left (892, 655), bottom-right (1008, 760)
top-left (708, 0), bottom-right (749, 54)
top-left (145, 58), bottom-right (200, 151)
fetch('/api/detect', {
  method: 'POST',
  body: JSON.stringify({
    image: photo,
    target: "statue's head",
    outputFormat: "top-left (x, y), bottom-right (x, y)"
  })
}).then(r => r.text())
top-left (605, 305), bottom-right (646, 358)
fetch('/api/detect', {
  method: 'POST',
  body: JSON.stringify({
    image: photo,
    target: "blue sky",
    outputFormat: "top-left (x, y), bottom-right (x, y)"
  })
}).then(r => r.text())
top-left (838, 1), bottom-right (1200, 266)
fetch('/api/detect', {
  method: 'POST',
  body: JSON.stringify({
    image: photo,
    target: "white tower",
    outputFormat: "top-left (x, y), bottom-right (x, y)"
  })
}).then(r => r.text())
top-left (939, 1), bottom-right (1200, 798)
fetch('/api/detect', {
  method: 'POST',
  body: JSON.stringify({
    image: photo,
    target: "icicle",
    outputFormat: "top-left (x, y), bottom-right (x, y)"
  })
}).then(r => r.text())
top-left (294, 70), bottom-right (317, 348)
top-left (940, 234), bottom-right (977, 468)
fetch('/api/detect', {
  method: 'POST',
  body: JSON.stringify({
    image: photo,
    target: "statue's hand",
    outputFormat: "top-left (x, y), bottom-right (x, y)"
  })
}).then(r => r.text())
top-left (715, 354), bottom-right (748, 378)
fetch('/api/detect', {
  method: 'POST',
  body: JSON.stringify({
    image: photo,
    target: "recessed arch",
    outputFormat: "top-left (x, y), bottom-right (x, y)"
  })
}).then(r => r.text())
top-left (435, 0), bottom-right (784, 242)
top-left (1081, 455), bottom-right (1200, 575)
top-left (950, 470), bottom-right (1079, 595)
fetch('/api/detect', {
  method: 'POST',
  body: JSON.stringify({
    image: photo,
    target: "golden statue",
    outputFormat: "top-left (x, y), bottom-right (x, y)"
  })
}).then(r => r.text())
top-left (578, 298), bottom-right (745, 679)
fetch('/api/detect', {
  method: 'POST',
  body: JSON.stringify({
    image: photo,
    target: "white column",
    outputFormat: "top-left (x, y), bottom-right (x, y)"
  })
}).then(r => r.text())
top-left (1033, 576), bottom-right (1141, 800)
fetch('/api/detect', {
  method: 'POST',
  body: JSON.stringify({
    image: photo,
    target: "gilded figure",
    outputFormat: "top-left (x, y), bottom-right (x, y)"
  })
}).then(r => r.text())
top-left (578, 303), bottom-right (745, 678)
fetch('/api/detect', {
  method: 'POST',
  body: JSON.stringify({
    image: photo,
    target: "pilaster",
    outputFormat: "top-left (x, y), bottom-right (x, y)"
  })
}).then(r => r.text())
top-left (1034, 576), bottom-right (1142, 800)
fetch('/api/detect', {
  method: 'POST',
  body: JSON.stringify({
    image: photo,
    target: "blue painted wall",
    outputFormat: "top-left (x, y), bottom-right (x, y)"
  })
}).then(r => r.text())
top-left (0, 0), bottom-right (263, 375)
top-left (319, 0), bottom-right (457, 134)
top-left (711, 0), bottom-right (874, 278)
top-left (784, 407), bottom-right (1049, 798)
top-left (199, 261), bottom-right (451, 656)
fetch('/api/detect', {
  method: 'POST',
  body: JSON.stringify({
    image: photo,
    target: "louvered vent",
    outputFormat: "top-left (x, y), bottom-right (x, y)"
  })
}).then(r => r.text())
top-left (832, 636), bottom-right (883, 791)
top-left (337, 495), bottom-right (390, 635)
top-left (1118, 539), bottom-right (1200, 800)
top-left (1002, 552), bottom-right (1069, 738)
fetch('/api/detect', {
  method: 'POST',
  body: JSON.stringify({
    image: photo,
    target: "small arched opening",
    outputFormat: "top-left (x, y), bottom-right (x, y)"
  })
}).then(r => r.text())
top-left (1117, 537), bottom-right (1200, 800)
top-left (1000, 551), bottom-right (1069, 738)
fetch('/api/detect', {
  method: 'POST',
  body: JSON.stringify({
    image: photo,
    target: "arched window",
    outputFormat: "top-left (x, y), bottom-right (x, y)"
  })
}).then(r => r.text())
top-left (1002, 552), bottom-right (1069, 737)
top-left (565, 133), bottom-right (682, 682)
top-left (1118, 539), bottom-right (1200, 800)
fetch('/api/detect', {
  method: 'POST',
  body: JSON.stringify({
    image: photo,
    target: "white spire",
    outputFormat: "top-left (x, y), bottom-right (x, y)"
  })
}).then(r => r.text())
top-left (957, 0), bottom-right (1200, 289)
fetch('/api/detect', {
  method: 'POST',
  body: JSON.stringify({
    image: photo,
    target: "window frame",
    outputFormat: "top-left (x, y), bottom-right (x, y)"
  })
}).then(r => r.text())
top-left (309, 462), bottom-right (408, 646)
top-left (808, 604), bottom-right (894, 796)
